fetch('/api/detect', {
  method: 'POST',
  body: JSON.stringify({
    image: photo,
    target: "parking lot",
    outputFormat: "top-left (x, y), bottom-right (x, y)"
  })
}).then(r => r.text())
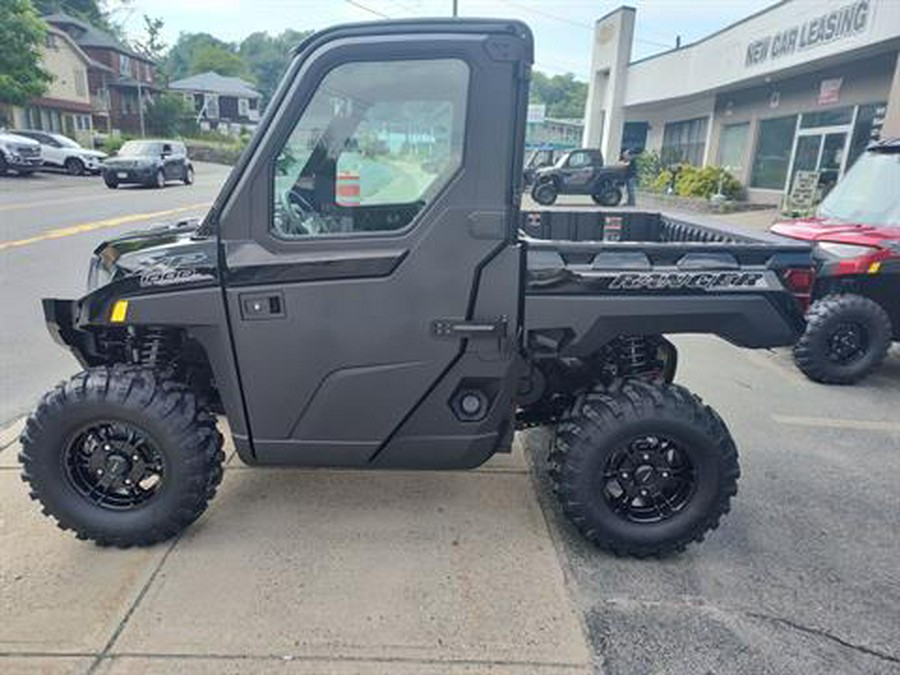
top-left (1, 168), bottom-right (899, 674)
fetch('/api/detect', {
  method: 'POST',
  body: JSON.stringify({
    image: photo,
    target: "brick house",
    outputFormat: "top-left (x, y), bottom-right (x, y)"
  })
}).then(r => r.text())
top-left (168, 72), bottom-right (262, 134)
top-left (43, 13), bottom-right (159, 135)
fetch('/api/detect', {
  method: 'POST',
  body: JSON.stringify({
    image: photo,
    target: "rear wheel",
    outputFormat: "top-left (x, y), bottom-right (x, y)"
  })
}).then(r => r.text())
top-left (153, 169), bottom-right (166, 189)
top-left (19, 367), bottom-right (225, 547)
top-left (794, 294), bottom-right (892, 384)
top-left (532, 181), bottom-right (558, 206)
top-left (550, 379), bottom-right (739, 557)
top-left (0, 153), bottom-right (8, 175)
top-left (65, 157), bottom-right (85, 176)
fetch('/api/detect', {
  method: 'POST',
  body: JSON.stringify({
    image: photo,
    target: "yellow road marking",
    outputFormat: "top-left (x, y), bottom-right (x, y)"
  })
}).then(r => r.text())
top-left (772, 414), bottom-right (900, 433)
top-left (0, 203), bottom-right (209, 252)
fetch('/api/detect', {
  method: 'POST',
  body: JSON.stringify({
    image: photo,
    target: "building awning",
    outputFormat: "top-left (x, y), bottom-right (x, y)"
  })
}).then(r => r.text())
top-left (30, 97), bottom-right (93, 113)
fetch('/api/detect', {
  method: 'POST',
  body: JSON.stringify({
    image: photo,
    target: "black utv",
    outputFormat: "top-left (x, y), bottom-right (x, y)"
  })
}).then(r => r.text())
top-left (21, 19), bottom-right (812, 557)
top-left (530, 148), bottom-right (629, 206)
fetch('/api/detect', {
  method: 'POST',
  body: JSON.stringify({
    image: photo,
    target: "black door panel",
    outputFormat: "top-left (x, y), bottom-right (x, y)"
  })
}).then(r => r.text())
top-left (219, 23), bottom-right (531, 467)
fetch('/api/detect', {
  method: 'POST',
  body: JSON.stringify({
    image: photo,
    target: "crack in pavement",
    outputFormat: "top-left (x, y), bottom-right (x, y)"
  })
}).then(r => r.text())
top-left (747, 611), bottom-right (900, 665)
top-left (85, 535), bottom-right (182, 675)
top-left (596, 597), bottom-right (898, 666)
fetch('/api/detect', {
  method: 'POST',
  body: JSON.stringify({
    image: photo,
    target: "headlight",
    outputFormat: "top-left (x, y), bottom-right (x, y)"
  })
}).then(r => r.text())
top-left (816, 242), bottom-right (878, 258)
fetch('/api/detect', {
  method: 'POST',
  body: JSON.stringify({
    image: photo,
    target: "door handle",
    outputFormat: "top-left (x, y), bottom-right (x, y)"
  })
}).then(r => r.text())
top-left (239, 292), bottom-right (285, 320)
top-left (431, 318), bottom-right (507, 339)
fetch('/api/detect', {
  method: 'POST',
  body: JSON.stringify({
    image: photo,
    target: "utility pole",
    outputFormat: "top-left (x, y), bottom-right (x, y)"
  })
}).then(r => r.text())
top-left (137, 78), bottom-right (146, 138)
top-left (452, 0), bottom-right (458, 17)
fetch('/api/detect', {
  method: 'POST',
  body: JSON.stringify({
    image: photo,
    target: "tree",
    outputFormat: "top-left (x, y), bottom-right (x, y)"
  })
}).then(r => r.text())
top-left (133, 14), bottom-right (166, 63)
top-left (161, 33), bottom-right (243, 81)
top-left (190, 43), bottom-right (248, 78)
top-left (144, 92), bottom-right (190, 136)
top-left (0, 0), bottom-right (52, 110)
top-left (32, 0), bottom-right (132, 40)
top-left (239, 29), bottom-right (310, 104)
top-left (529, 71), bottom-right (587, 119)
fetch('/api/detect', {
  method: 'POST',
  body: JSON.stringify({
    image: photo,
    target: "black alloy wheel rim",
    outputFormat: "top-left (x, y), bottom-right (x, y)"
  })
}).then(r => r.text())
top-left (827, 322), bottom-right (868, 364)
top-left (63, 421), bottom-right (166, 510)
top-left (600, 434), bottom-right (696, 523)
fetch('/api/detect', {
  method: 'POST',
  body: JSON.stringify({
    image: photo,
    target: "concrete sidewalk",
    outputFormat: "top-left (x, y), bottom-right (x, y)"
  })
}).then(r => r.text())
top-left (0, 421), bottom-right (592, 675)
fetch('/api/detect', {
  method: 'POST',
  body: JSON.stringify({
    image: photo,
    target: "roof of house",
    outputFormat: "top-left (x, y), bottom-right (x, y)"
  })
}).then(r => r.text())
top-left (168, 72), bottom-right (261, 98)
top-left (43, 12), bottom-right (152, 63)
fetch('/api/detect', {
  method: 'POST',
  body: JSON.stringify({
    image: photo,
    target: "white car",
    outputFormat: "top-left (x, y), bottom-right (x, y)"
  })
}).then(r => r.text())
top-left (14, 130), bottom-right (107, 176)
top-left (0, 130), bottom-right (42, 176)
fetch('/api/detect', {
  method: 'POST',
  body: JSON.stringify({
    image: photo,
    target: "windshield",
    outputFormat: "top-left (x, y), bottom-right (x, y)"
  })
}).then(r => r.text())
top-left (118, 141), bottom-right (161, 157)
top-left (817, 151), bottom-right (900, 225)
top-left (52, 134), bottom-right (80, 148)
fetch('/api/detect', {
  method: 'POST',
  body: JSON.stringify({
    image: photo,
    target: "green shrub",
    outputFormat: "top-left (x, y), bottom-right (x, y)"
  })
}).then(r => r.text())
top-left (652, 168), bottom-right (675, 193)
top-left (634, 149), bottom-right (662, 190)
top-left (102, 134), bottom-right (133, 155)
top-left (674, 165), bottom-right (742, 200)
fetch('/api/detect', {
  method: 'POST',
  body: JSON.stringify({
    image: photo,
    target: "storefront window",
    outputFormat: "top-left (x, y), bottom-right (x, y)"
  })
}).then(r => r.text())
top-left (661, 117), bottom-right (708, 166)
top-left (847, 102), bottom-right (887, 169)
top-left (800, 107), bottom-right (853, 129)
top-left (750, 115), bottom-right (797, 190)
top-left (717, 123), bottom-right (749, 172)
top-left (622, 122), bottom-right (648, 153)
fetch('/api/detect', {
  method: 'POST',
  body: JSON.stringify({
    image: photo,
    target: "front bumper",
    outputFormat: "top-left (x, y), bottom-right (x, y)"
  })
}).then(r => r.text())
top-left (8, 155), bottom-right (42, 169)
top-left (102, 167), bottom-right (156, 183)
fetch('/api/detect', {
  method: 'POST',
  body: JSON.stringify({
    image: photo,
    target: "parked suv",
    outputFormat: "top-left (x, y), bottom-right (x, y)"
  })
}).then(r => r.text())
top-left (0, 130), bottom-right (42, 176)
top-left (772, 137), bottom-right (900, 384)
top-left (14, 130), bottom-right (107, 175)
top-left (102, 140), bottom-right (194, 189)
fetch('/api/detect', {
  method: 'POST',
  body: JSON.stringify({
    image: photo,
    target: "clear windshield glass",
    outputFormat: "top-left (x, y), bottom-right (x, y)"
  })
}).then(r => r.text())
top-left (52, 134), bottom-right (81, 148)
top-left (118, 141), bottom-right (161, 157)
top-left (817, 151), bottom-right (900, 225)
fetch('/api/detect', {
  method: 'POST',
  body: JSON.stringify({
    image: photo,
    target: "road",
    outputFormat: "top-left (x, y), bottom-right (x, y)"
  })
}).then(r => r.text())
top-left (0, 163), bottom-right (232, 424)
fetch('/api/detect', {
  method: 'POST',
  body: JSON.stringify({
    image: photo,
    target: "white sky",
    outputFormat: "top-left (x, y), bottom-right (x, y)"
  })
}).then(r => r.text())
top-left (117, 0), bottom-right (778, 78)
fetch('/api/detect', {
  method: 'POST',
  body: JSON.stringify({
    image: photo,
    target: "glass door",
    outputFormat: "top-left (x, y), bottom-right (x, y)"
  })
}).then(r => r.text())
top-left (788, 127), bottom-right (849, 197)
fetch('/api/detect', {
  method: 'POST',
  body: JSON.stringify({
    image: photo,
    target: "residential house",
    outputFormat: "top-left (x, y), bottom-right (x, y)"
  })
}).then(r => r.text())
top-left (5, 25), bottom-right (95, 145)
top-left (168, 72), bottom-right (262, 134)
top-left (44, 13), bottom-right (159, 135)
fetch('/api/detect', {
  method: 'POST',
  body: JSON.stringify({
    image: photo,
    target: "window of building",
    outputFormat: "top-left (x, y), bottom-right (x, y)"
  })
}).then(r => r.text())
top-left (847, 102), bottom-right (888, 169)
top-left (750, 115), bottom-right (797, 190)
top-left (119, 54), bottom-right (131, 77)
top-left (800, 107), bottom-right (853, 129)
top-left (271, 58), bottom-right (469, 239)
top-left (73, 68), bottom-right (87, 98)
top-left (717, 122), bottom-right (749, 172)
top-left (238, 98), bottom-right (249, 117)
top-left (249, 98), bottom-right (259, 110)
top-left (621, 122), bottom-right (648, 154)
top-left (205, 94), bottom-right (219, 119)
top-left (661, 117), bottom-right (708, 166)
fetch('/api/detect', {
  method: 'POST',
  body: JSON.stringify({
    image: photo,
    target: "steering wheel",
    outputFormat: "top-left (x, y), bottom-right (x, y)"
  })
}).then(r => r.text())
top-left (277, 187), bottom-right (318, 236)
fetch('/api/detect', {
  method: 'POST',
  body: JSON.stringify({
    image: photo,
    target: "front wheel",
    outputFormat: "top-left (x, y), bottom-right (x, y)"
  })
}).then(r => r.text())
top-left (104, 175), bottom-right (118, 189)
top-left (793, 294), bottom-right (892, 384)
top-left (153, 169), bottom-right (166, 189)
top-left (591, 185), bottom-right (622, 206)
top-left (65, 157), bottom-right (85, 176)
top-left (532, 181), bottom-right (558, 206)
top-left (19, 368), bottom-right (225, 547)
top-left (550, 380), bottom-right (739, 557)
top-left (183, 165), bottom-right (194, 185)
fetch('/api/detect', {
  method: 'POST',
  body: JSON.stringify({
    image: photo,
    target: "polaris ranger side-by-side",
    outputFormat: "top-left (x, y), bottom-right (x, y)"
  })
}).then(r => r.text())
top-left (20, 20), bottom-right (812, 557)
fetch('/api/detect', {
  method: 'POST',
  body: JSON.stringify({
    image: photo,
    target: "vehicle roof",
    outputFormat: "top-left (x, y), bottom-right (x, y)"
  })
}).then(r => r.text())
top-left (870, 137), bottom-right (900, 153)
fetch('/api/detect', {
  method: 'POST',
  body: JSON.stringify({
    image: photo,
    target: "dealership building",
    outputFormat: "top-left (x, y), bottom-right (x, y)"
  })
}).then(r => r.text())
top-left (583, 0), bottom-right (900, 203)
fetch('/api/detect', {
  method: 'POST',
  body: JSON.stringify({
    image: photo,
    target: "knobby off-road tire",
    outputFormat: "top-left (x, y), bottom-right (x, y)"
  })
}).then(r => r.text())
top-left (550, 379), bottom-right (739, 558)
top-left (794, 294), bottom-right (892, 385)
top-left (19, 367), bottom-right (224, 547)
top-left (532, 181), bottom-right (558, 206)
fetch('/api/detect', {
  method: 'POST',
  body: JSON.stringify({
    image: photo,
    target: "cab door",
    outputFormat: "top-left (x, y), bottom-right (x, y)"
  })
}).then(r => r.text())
top-left (559, 150), bottom-right (595, 190)
top-left (216, 21), bottom-right (531, 466)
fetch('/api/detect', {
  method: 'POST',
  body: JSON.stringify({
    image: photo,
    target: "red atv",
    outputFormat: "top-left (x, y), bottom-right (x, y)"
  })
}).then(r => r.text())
top-left (771, 137), bottom-right (899, 384)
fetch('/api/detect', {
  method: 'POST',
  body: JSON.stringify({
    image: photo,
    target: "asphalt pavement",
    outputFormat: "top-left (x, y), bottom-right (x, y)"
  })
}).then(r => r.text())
top-left (0, 163), bottom-right (231, 425)
top-left (1, 170), bottom-right (898, 674)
